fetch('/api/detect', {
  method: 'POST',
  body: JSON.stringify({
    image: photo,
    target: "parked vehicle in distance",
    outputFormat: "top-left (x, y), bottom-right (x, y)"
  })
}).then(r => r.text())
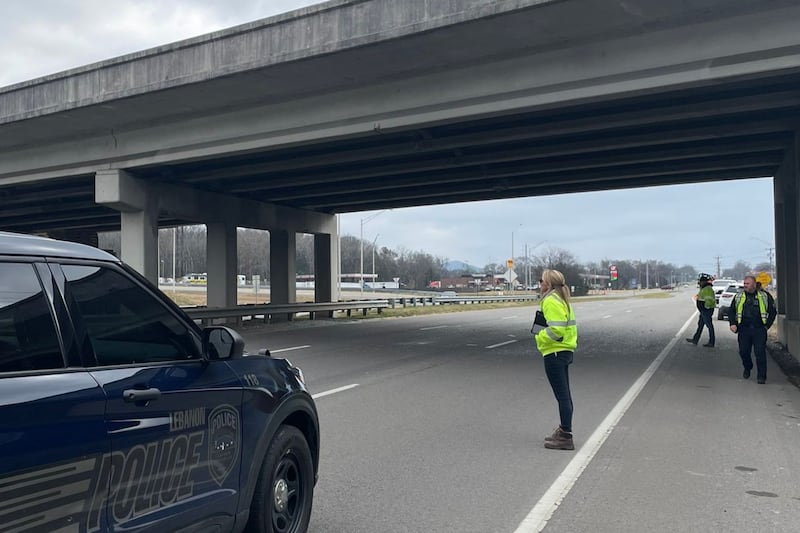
top-left (717, 283), bottom-right (745, 320)
top-left (711, 278), bottom-right (738, 305)
top-left (0, 231), bottom-right (319, 533)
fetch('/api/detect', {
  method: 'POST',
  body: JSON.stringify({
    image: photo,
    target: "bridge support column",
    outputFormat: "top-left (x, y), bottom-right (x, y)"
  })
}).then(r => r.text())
top-left (95, 170), bottom-right (158, 284)
top-left (774, 134), bottom-right (800, 355)
top-left (314, 215), bottom-right (339, 303)
top-left (270, 229), bottom-right (296, 312)
top-left (207, 222), bottom-right (238, 310)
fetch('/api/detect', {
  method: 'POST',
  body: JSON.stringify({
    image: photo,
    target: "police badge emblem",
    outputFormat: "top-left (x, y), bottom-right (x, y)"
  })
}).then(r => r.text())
top-left (208, 404), bottom-right (240, 486)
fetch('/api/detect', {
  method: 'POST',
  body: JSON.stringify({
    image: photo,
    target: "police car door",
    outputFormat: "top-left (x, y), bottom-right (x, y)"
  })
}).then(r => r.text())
top-left (57, 263), bottom-right (244, 533)
top-left (0, 260), bottom-right (109, 532)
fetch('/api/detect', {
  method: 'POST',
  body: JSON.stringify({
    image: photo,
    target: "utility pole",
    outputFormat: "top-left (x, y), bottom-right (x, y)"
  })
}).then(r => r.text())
top-left (766, 247), bottom-right (775, 279)
top-left (645, 261), bottom-right (649, 289)
top-left (715, 255), bottom-right (722, 278)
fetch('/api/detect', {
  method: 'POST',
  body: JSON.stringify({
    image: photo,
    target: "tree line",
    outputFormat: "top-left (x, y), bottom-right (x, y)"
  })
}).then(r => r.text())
top-left (98, 226), bottom-right (770, 291)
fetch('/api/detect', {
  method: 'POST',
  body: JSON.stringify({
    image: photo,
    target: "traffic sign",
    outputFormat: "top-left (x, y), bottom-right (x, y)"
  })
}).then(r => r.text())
top-left (504, 269), bottom-right (518, 282)
top-left (756, 271), bottom-right (772, 287)
top-left (507, 259), bottom-right (514, 269)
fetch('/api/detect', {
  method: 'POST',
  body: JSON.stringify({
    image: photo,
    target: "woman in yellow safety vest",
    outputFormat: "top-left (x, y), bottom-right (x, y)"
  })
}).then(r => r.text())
top-left (532, 269), bottom-right (578, 451)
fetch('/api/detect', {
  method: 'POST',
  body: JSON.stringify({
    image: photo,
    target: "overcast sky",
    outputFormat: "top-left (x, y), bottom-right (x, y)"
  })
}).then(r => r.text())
top-left (1, 1), bottom-right (776, 274)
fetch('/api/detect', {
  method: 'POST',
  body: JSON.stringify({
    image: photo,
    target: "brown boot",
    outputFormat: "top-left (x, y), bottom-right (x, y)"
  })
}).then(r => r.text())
top-left (544, 427), bottom-right (574, 450)
top-left (544, 426), bottom-right (563, 443)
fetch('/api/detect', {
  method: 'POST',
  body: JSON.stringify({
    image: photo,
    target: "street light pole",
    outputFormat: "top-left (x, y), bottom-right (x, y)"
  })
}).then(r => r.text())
top-left (360, 210), bottom-right (389, 295)
top-left (511, 223), bottom-right (522, 291)
top-left (372, 234), bottom-right (379, 285)
top-left (360, 218), bottom-right (364, 295)
top-left (526, 240), bottom-right (547, 289)
top-left (172, 227), bottom-right (177, 294)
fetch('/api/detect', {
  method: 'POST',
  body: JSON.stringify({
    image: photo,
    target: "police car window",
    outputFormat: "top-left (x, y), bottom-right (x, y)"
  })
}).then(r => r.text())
top-left (0, 262), bottom-right (64, 373)
top-left (62, 265), bottom-right (200, 366)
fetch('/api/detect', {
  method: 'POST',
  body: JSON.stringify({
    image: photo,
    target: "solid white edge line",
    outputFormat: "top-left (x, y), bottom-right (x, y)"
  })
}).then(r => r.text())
top-left (486, 339), bottom-right (519, 349)
top-left (312, 384), bottom-right (359, 399)
top-left (271, 345), bottom-right (312, 353)
top-left (513, 313), bottom-right (696, 533)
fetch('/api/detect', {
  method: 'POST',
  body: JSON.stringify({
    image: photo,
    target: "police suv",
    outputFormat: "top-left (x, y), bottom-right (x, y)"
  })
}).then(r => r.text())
top-left (0, 232), bottom-right (319, 533)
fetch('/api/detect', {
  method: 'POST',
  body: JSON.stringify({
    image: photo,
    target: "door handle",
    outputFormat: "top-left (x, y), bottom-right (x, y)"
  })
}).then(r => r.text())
top-left (123, 388), bottom-right (161, 403)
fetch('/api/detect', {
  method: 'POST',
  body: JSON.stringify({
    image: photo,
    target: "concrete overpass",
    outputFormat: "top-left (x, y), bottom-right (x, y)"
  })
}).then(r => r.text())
top-left (1, 0), bottom-right (799, 352)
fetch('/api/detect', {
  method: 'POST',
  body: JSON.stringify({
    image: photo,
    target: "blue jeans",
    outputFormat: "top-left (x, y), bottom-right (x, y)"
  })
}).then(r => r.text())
top-left (544, 351), bottom-right (574, 432)
top-left (691, 308), bottom-right (715, 345)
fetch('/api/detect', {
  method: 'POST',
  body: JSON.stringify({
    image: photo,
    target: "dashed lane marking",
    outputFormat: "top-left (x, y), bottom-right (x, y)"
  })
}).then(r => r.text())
top-left (602, 315), bottom-right (613, 319)
top-left (271, 345), bottom-right (311, 353)
top-left (485, 340), bottom-right (519, 349)
top-left (312, 384), bottom-right (359, 399)
top-left (420, 325), bottom-right (449, 331)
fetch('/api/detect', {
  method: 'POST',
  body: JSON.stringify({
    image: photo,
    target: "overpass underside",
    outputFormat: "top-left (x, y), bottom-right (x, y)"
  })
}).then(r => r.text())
top-left (0, 0), bottom-right (799, 349)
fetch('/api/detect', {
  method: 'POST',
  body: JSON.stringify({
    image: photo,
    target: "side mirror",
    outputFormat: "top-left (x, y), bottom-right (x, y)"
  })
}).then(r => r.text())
top-left (202, 326), bottom-right (245, 360)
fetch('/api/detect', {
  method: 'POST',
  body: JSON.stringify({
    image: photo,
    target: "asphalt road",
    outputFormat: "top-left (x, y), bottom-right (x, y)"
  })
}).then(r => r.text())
top-left (240, 290), bottom-right (800, 532)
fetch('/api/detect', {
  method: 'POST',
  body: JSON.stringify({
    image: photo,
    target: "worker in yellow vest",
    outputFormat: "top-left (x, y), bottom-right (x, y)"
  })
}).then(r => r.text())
top-left (728, 274), bottom-right (776, 383)
top-left (532, 269), bottom-right (578, 451)
top-left (686, 273), bottom-right (716, 347)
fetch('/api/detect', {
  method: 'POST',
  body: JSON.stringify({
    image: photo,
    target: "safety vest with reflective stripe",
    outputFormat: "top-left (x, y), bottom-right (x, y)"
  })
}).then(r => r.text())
top-left (734, 290), bottom-right (768, 325)
top-left (534, 290), bottom-right (578, 356)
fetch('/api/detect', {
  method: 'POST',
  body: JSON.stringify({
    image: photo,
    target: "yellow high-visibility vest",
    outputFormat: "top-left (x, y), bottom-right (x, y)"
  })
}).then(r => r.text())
top-left (534, 291), bottom-right (578, 356)
top-left (734, 290), bottom-right (768, 325)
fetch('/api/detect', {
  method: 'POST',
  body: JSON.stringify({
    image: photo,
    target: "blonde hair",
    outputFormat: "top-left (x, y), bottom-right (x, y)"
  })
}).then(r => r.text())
top-left (541, 269), bottom-right (571, 306)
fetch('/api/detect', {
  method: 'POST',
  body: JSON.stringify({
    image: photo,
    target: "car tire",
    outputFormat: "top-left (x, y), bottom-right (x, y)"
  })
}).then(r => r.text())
top-left (246, 425), bottom-right (314, 533)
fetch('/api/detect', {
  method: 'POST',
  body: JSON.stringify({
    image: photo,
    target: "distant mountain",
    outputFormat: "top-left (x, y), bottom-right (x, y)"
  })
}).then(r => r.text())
top-left (443, 260), bottom-right (479, 273)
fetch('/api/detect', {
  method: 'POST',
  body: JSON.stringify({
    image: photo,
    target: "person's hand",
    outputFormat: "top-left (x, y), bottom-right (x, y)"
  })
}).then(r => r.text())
top-left (730, 325), bottom-right (737, 333)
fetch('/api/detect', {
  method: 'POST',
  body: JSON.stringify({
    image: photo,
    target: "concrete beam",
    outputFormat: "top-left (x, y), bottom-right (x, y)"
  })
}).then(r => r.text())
top-left (155, 180), bottom-right (332, 234)
top-left (6, 2), bottom-right (800, 184)
top-left (95, 169), bottom-right (147, 212)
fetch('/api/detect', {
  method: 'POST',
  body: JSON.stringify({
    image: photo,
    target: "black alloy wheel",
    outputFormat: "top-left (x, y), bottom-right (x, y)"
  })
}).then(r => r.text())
top-left (247, 425), bottom-right (314, 533)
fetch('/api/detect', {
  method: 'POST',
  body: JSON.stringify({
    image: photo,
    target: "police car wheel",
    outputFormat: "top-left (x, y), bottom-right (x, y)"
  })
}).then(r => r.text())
top-left (247, 425), bottom-right (314, 533)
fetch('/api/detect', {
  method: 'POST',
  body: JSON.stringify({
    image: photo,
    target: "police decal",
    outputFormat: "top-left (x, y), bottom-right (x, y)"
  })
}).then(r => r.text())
top-left (86, 431), bottom-right (204, 532)
top-left (208, 404), bottom-right (240, 486)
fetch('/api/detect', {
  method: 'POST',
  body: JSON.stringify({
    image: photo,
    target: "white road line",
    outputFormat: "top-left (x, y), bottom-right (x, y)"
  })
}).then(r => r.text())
top-left (312, 384), bottom-right (359, 399)
top-left (485, 340), bottom-right (519, 349)
top-left (513, 313), bottom-right (696, 533)
top-left (626, 309), bottom-right (633, 313)
top-left (602, 314), bottom-right (613, 319)
top-left (270, 345), bottom-right (311, 353)
top-left (420, 325), bottom-right (449, 331)
top-left (501, 316), bottom-right (518, 320)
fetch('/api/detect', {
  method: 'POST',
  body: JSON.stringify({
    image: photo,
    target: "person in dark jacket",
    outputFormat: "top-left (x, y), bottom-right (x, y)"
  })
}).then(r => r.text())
top-left (728, 274), bottom-right (777, 384)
